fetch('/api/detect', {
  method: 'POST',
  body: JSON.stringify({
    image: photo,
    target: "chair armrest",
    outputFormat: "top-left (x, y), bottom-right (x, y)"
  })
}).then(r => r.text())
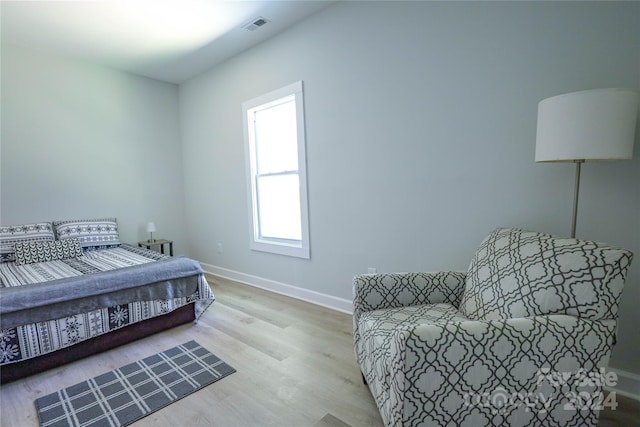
top-left (352, 271), bottom-right (466, 326)
top-left (387, 315), bottom-right (616, 427)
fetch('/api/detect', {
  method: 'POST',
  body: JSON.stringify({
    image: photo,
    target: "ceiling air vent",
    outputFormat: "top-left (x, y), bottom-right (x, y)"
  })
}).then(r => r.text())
top-left (242, 16), bottom-right (270, 32)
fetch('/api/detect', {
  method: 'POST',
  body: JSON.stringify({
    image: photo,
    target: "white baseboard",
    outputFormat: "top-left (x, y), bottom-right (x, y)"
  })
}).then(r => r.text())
top-left (199, 263), bottom-right (354, 315)
top-left (605, 367), bottom-right (640, 402)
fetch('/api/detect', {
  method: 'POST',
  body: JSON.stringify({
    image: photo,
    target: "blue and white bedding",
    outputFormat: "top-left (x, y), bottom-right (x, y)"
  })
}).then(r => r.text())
top-left (0, 244), bottom-right (214, 366)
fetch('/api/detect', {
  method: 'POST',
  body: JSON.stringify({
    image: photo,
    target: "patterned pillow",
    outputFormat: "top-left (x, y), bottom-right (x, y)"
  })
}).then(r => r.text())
top-left (460, 228), bottom-right (633, 321)
top-left (14, 238), bottom-right (84, 265)
top-left (0, 222), bottom-right (55, 263)
top-left (53, 218), bottom-right (120, 249)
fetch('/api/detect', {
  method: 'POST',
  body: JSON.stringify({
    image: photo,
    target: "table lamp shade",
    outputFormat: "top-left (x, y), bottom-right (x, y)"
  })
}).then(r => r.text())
top-left (535, 88), bottom-right (638, 162)
top-left (146, 222), bottom-right (156, 233)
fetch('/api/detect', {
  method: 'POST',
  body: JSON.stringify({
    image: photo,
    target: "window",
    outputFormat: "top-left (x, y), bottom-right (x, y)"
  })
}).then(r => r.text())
top-left (242, 81), bottom-right (310, 259)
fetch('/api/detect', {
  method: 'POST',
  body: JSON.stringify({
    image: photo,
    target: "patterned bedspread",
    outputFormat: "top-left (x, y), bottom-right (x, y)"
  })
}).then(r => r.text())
top-left (0, 244), bottom-right (214, 365)
top-left (0, 244), bottom-right (170, 287)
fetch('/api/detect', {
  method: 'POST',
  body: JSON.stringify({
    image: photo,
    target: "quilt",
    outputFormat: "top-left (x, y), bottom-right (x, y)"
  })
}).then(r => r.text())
top-left (0, 245), bottom-right (214, 366)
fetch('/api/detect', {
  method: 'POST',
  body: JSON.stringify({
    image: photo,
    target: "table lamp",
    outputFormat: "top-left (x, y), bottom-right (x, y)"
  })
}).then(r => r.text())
top-left (146, 222), bottom-right (156, 243)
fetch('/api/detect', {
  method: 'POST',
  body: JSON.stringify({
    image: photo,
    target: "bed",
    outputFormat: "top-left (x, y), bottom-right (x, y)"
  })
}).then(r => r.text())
top-left (0, 218), bottom-right (215, 383)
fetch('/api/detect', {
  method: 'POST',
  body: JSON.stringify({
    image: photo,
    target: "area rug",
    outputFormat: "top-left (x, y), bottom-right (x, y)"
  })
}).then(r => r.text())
top-left (35, 340), bottom-right (235, 427)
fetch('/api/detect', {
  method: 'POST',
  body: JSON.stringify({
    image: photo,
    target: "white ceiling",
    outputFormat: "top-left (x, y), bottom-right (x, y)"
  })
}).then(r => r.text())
top-left (0, 0), bottom-right (336, 84)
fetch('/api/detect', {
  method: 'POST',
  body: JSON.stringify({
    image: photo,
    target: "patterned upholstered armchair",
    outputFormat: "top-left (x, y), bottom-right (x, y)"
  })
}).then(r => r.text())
top-left (353, 228), bottom-right (633, 427)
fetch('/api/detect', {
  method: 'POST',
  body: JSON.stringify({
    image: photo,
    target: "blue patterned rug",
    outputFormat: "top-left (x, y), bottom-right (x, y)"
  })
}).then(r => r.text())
top-left (35, 340), bottom-right (235, 427)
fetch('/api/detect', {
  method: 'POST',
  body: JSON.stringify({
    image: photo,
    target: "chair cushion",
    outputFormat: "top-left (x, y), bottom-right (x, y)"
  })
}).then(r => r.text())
top-left (460, 228), bottom-right (633, 321)
top-left (355, 304), bottom-right (469, 401)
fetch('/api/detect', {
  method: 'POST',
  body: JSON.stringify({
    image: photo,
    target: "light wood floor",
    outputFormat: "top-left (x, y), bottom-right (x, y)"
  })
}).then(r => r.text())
top-left (1, 275), bottom-right (638, 426)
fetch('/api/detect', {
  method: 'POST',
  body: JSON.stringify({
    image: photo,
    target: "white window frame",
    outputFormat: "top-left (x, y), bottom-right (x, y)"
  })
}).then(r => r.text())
top-left (242, 81), bottom-right (310, 259)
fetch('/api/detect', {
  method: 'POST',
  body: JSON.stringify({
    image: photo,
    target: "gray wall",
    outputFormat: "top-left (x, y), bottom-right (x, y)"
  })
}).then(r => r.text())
top-left (180, 2), bottom-right (640, 373)
top-left (1, 46), bottom-right (188, 253)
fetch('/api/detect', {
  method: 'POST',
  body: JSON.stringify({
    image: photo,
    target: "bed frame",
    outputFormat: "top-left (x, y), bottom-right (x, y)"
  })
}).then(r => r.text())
top-left (0, 303), bottom-right (195, 384)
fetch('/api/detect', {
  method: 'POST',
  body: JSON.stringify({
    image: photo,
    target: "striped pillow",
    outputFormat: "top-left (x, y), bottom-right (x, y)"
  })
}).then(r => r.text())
top-left (53, 218), bottom-right (120, 249)
top-left (14, 238), bottom-right (84, 265)
top-left (0, 222), bottom-right (55, 263)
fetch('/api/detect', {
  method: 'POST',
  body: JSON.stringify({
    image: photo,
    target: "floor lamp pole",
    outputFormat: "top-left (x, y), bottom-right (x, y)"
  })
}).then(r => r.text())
top-left (570, 160), bottom-right (584, 238)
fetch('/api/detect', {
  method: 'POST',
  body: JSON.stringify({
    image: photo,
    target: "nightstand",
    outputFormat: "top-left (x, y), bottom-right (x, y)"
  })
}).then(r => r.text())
top-left (138, 239), bottom-right (174, 256)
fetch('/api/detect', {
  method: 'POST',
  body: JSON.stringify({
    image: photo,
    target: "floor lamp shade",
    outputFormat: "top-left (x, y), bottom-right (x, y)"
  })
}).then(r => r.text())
top-left (536, 88), bottom-right (638, 162)
top-left (535, 88), bottom-right (638, 238)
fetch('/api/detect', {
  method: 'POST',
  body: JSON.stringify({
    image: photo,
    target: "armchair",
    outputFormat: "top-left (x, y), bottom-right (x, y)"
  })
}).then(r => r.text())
top-left (353, 228), bottom-right (633, 427)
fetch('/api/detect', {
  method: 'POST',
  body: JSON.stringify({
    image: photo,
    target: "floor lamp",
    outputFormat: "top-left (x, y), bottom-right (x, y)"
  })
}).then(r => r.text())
top-left (535, 88), bottom-right (638, 238)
